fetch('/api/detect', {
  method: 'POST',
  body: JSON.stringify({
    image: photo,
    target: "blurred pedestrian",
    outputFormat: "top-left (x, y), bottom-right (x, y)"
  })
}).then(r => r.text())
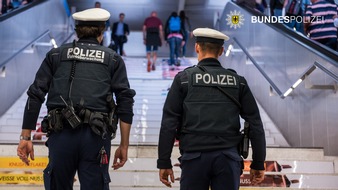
top-left (94, 1), bottom-right (111, 46)
top-left (304, 0), bottom-right (338, 50)
top-left (270, 0), bottom-right (284, 16)
top-left (164, 11), bottom-right (185, 71)
top-left (143, 11), bottom-right (164, 72)
top-left (284, 0), bottom-right (311, 34)
top-left (179, 10), bottom-right (192, 57)
top-left (112, 13), bottom-right (130, 56)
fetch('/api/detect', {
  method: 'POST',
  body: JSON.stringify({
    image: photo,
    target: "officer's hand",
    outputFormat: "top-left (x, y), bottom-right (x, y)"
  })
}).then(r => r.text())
top-left (250, 169), bottom-right (265, 185)
top-left (112, 146), bottom-right (128, 170)
top-left (17, 140), bottom-right (34, 166)
top-left (159, 168), bottom-right (175, 187)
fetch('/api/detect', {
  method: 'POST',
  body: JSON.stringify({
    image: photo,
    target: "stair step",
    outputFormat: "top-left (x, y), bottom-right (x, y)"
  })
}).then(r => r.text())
top-left (0, 133), bottom-right (20, 142)
top-left (1, 172), bottom-right (338, 189)
top-left (0, 125), bottom-right (21, 133)
top-left (0, 145), bottom-right (328, 161)
top-left (0, 140), bottom-right (337, 190)
top-left (0, 157), bottom-right (334, 175)
top-left (0, 186), bottom-right (335, 190)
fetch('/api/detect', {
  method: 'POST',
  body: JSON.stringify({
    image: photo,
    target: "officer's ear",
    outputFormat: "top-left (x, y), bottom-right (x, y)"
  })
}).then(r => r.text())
top-left (97, 33), bottom-right (104, 43)
top-left (195, 43), bottom-right (200, 54)
top-left (219, 47), bottom-right (224, 56)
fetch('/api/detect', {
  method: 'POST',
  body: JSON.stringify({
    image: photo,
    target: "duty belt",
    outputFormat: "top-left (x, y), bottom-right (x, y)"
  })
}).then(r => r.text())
top-left (42, 108), bottom-right (115, 139)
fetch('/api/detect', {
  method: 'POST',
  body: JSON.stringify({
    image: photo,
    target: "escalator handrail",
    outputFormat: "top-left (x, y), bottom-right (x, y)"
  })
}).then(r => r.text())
top-left (0, 30), bottom-right (76, 69)
top-left (0, 29), bottom-right (50, 68)
top-left (315, 61), bottom-right (338, 82)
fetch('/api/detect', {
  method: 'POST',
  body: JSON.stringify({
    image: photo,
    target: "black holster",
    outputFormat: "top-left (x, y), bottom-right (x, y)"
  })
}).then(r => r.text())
top-left (41, 109), bottom-right (64, 137)
top-left (78, 108), bottom-right (115, 140)
top-left (108, 111), bottom-right (118, 139)
top-left (88, 111), bottom-right (109, 139)
top-left (49, 109), bottom-right (64, 132)
top-left (239, 121), bottom-right (250, 159)
top-left (106, 94), bottom-right (118, 139)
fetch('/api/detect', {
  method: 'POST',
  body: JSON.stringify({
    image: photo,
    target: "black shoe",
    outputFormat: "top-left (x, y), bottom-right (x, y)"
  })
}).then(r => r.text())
top-left (176, 60), bottom-right (181, 66)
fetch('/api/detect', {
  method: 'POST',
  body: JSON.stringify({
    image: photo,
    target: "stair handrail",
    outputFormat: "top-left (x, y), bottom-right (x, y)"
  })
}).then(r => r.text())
top-left (314, 61), bottom-right (338, 82)
top-left (232, 37), bottom-right (285, 98)
top-left (230, 37), bottom-right (338, 97)
top-left (0, 29), bottom-right (51, 68)
top-left (0, 29), bottom-right (75, 69)
top-left (282, 61), bottom-right (338, 97)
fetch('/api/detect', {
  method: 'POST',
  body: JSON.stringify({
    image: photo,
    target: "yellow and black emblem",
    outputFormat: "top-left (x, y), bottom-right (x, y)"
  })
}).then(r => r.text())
top-left (232, 15), bottom-right (239, 25)
top-left (226, 10), bottom-right (244, 29)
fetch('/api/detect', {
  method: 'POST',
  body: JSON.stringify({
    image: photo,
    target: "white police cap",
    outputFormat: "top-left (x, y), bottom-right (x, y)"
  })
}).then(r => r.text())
top-left (193, 28), bottom-right (229, 44)
top-left (72, 8), bottom-right (110, 26)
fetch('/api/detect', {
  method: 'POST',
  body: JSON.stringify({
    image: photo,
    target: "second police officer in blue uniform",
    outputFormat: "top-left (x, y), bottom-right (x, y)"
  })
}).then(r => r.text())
top-left (157, 28), bottom-right (266, 190)
top-left (17, 8), bottom-right (135, 190)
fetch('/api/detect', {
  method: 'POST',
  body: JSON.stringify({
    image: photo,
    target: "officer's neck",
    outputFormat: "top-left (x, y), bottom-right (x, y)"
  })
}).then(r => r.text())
top-left (197, 53), bottom-right (218, 62)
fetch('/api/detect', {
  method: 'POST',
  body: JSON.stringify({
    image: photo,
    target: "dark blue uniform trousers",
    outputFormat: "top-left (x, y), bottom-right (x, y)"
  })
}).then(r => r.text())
top-left (179, 147), bottom-right (243, 190)
top-left (43, 125), bottom-right (111, 190)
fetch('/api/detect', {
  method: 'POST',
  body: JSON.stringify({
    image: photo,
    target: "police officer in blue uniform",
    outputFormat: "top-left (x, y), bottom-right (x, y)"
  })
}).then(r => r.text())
top-left (17, 8), bottom-right (135, 190)
top-left (157, 28), bottom-right (266, 190)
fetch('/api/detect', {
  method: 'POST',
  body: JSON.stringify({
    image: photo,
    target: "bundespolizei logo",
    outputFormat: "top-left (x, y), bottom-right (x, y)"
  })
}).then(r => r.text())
top-left (226, 10), bottom-right (244, 29)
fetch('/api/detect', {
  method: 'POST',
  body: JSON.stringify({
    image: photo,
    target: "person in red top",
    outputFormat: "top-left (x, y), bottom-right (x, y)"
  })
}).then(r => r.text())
top-left (143, 11), bottom-right (164, 72)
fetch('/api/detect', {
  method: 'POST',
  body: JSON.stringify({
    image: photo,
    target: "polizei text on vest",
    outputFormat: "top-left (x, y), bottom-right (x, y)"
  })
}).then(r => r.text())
top-left (194, 73), bottom-right (237, 86)
top-left (67, 47), bottom-right (105, 63)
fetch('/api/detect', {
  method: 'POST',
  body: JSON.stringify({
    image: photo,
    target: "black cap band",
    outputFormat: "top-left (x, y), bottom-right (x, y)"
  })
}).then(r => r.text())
top-left (195, 36), bottom-right (224, 45)
top-left (76, 21), bottom-right (106, 26)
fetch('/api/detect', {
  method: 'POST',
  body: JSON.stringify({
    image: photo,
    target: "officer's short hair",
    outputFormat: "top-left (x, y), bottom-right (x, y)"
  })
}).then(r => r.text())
top-left (75, 25), bottom-right (106, 38)
top-left (72, 8), bottom-right (110, 38)
top-left (197, 42), bottom-right (223, 57)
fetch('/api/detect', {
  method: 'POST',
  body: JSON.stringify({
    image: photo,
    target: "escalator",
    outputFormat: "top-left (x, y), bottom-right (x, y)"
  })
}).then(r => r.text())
top-left (0, 0), bottom-right (74, 117)
top-left (220, 1), bottom-right (338, 156)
